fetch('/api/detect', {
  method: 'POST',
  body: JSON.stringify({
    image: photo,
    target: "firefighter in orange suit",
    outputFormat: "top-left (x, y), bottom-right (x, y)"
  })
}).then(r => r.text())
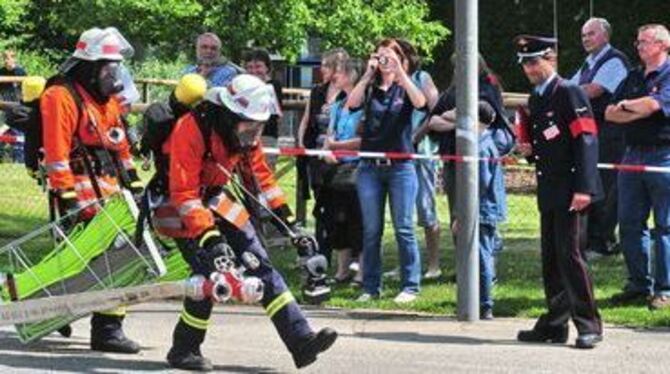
top-left (161, 74), bottom-right (336, 371)
top-left (41, 27), bottom-right (143, 353)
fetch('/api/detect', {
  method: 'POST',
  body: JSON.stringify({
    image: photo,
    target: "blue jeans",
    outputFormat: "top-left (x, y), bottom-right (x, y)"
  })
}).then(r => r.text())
top-left (357, 161), bottom-right (421, 295)
top-left (415, 159), bottom-right (438, 228)
top-left (618, 145), bottom-right (670, 296)
top-left (480, 223), bottom-right (496, 310)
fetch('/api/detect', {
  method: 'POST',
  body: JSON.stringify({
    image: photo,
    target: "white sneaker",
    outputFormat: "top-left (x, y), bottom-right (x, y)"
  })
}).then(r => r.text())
top-left (383, 267), bottom-right (400, 279)
top-left (356, 293), bottom-right (376, 302)
top-left (424, 269), bottom-right (443, 280)
top-left (393, 291), bottom-right (417, 304)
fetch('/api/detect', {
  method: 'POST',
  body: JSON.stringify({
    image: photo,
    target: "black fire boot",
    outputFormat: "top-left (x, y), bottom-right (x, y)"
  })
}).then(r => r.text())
top-left (90, 313), bottom-right (140, 354)
top-left (166, 320), bottom-right (213, 372)
top-left (292, 327), bottom-right (338, 369)
top-left (57, 324), bottom-right (72, 338)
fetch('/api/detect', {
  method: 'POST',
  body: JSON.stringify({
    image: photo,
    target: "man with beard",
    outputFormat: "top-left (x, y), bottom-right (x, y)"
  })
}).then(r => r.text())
top-left (183, 32), bottom-right (242, 87)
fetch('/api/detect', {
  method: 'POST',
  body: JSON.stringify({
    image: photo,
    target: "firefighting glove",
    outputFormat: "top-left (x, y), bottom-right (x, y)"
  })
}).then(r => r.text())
top-left (56, 189), bottom-right (80, 216)
top-left (195, 228), bottom-right (237, 276)
top-left (55, 189), bottom-right (84, 228)
top-left (124, 169), bottom-right (144, 196)
top-left (291, 232), bottom-right (328, 278)
top-left (291, 232), bottom-right (319, 258)
top-left (272, 204), bottom-right (298, 235)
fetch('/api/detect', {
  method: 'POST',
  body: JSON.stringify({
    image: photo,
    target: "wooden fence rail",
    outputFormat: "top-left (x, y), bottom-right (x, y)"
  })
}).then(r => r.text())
top-left (0, 76), bottom-right (529, 111)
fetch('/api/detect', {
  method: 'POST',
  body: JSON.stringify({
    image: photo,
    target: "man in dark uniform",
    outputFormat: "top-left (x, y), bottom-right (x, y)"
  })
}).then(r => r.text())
top-left (514, 35), bottom-right (604, 349)
top-left (570, 17), bottom-right (630, 257)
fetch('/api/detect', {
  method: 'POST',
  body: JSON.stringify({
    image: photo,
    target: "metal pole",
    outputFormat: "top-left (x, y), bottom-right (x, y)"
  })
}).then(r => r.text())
top-left (455, 0), bottom-right (479, 321)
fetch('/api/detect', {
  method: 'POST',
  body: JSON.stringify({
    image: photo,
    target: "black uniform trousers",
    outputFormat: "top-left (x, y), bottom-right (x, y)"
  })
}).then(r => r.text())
top-left (536, 209), bottom-right (602, 335)
top-left (171, 220), bottom-right (312, 355)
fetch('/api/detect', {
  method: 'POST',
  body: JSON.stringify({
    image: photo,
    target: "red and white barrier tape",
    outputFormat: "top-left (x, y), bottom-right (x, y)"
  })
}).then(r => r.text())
top-left (0, 137), bottom-right (668, 174)
top-left (264, 146), bottom-right (670, 174)
top-left (0, 135), bottom-right (23, 143)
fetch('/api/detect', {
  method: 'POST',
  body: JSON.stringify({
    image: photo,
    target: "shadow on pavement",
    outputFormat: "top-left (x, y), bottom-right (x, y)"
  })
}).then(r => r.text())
top-left (0, 352), bottom-right (168, 372)
top-left (352, 331), bottom-right (496, 345)
top-left (214, 364), bottom-right (282, 373)
top-left (345, 331), bottom-right (567, 349)
top-left (0, 331), bottom-right (90, 354)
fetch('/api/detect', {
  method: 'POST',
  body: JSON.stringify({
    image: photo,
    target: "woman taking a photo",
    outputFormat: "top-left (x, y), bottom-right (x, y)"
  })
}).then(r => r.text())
top-left (346, 38), bottom-right (426, 303)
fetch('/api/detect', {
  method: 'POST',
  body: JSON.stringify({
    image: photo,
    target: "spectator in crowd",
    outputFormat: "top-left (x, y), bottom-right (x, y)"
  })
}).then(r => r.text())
top-left (605, 24), bottom-right (670, 310)
top-left (387, 38), bottom-right (441, 280)
top-left (420, 54), bottom-right (513, 275)
top-left (243, 47), bottom-right (283, 169)
top-left (183, 32), bottom-right (241, 87)
top-left (321, 59), bottom-right (364, 284)
top-left (514, 35), bottom-right (603, 349)
top-left (448, 102), bottom-right (506, 320)
top-left (346, 38), bottom-right (426, 303)
top-left (297, 48), bottom-right (349, 264)
top-left (0, 50), bottom-right (27, 102)
top-left (570, 17), bottom-right (631, 258)
top-left (0, 50), bottom-right (27, 163)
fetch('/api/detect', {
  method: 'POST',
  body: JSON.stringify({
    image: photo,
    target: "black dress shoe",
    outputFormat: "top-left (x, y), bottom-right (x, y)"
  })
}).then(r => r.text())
top-left (575, 333), bottom-right (603, 349)
top-left (517, 325), bottom-right (568, 344)
top-left (292, 327), bottom-right (338, 369)
top-left (167, 348), bottom-right (213, 371)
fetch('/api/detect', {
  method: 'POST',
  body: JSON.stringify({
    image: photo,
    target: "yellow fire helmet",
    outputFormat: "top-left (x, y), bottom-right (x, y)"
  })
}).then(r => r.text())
top-left (174, 73), bottom-right (207, 106)
top-left (21, 76), bottom-right (47, 103)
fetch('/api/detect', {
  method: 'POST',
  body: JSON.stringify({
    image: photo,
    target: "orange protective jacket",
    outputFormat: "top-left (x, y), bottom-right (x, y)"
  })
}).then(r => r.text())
top-left (41, 83), bottom-right (136, 199)
top-left (166, 112), bottom-right (286, 238)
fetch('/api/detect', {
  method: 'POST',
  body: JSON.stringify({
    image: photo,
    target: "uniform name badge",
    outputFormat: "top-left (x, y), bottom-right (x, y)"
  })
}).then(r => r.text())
top-left (542, 125), bottom-right (560, 140)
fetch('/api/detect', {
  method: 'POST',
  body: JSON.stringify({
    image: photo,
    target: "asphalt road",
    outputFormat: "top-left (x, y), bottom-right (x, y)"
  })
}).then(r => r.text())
top-left (1, 302), bottom-right (669, 373)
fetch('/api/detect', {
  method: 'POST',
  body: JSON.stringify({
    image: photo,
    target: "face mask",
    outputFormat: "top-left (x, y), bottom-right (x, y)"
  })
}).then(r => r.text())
top-left (235, 121), bottom-right (263, 149)
top-left (97, 62), bottom-right (124, 97)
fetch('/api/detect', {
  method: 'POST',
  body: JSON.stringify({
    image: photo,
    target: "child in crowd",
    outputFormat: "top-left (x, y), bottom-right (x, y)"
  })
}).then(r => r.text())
top-left (451, 101), bottom-right (507, 319)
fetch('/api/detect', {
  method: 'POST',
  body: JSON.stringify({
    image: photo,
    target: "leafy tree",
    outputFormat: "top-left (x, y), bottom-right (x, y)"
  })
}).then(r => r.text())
top-left (17, 0), bottom-right (448, 64)
top-left (307, 0), bottom-right (449, 61)
top-left (23, 0), bottom-right (203, 59)
top-left (0, 0), bottom-right (31, 49)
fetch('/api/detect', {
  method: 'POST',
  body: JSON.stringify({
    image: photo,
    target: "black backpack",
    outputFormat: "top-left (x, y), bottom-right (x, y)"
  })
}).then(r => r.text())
top-left (5, 75), bottom-right (85, 175)
top-left (140, 98), bottom-right (215, 196)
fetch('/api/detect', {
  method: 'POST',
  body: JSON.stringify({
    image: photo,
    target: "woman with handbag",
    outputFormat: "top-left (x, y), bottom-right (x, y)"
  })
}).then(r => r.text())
top-left (322, 59), bottom-right (364, 284)
top-left (297, 48), bottom-right (349, 264)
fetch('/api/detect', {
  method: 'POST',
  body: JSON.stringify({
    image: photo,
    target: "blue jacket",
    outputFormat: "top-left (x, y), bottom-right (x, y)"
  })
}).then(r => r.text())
top-left (329, 93), bottom-right (363, 163)
top-left (479, 130), bottom-right (506, 224)
top-left (183, 63), bottom-right (239, 87)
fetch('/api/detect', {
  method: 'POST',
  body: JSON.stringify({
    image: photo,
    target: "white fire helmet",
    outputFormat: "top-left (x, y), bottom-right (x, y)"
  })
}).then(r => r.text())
top-left (204, 74), bottom-right (281, 122)
top-left (60, 27), bottom-right (134, 73)
top-left (72, 27), bottom-right (134, 61)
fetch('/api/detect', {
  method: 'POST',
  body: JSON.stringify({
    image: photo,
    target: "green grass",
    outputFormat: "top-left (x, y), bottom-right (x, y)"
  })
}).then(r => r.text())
top-left (1, 160), bottom-right (670, 328)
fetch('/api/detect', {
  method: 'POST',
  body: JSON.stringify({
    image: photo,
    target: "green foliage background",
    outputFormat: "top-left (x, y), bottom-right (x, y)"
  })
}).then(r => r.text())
top-left (2, 0), bottom-right (669, 92)
top-left (0, 0), bottom-right (448, 71)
